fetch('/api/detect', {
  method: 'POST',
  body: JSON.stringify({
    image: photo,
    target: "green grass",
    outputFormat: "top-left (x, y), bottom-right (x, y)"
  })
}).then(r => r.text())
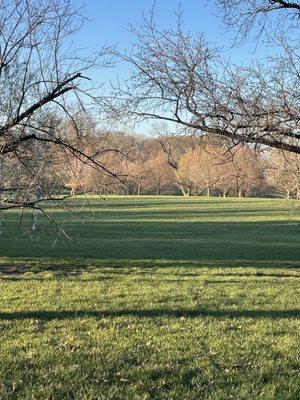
top-left (1, 196), bottom-right (300, 263)
top-left (0, 196), bottom-right (300, 399)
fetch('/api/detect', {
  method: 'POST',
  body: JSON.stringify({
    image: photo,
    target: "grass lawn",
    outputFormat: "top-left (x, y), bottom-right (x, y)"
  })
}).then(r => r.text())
top-left (0, 196), bottom-right (300, 399)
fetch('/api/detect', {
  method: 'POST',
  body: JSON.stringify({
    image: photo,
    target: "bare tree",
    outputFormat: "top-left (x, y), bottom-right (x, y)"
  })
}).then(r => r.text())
top-left (0, 0), bottom-right (121, 233)
top-left (144, 152), bottom-right (175, 195)
top-left (213, 0), bottom-right (300, 44)
top-left (230, 146), bottom-right (264, 197)
top-left (267, 149), bottom-right (300, 198)
top-left (127, 157), bottom-right (152, 195)
top-left (179, 145), bottom-right (228, 197)
top-left (157, 135), bottom-right (196, 196)
top-left (103, 8), bottom-right (300, 155)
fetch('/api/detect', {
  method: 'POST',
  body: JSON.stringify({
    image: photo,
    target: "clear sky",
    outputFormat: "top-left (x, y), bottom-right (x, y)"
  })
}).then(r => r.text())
top-left (79, 0), bottom-right (229, 49)
top-left (76, 0), bottom-right (271, 83)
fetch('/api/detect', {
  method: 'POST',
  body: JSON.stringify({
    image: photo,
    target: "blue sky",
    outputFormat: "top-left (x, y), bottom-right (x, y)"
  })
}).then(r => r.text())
top-left (80, 0), bottom-right (228, 48)
top-left (76, 0), bottom-right (271, 84)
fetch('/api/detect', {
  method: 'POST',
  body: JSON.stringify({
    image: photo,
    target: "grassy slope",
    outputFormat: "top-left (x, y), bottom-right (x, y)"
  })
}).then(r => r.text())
top-left (0, 196), bottom-right (300, 399)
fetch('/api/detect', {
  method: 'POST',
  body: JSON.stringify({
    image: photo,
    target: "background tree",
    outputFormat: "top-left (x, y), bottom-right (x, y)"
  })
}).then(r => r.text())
top-left (158, 135), bottom-right (197, 196)
top-left (229, 146), bottom-right (264, 197)
top-left (127, 157), bottom-right (151, 195)
top-left (144, 152), bottom-right (175, 195)
top-left (267, 149), bottom-right (300, 198)
top-left (179, 145), bottom-right (226, 197)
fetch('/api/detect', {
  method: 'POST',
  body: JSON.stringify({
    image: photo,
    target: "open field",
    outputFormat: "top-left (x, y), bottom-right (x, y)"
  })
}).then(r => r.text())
top-left (1, 196), bottom-right (300, 263)
top-left (0, 196), bottom-right (300, 399)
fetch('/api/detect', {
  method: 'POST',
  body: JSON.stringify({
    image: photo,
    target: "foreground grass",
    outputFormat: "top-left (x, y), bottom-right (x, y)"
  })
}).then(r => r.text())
top-left (0, 197), bottom-right (299, 399)
top-left (0, 266), bottom-right (300, 399)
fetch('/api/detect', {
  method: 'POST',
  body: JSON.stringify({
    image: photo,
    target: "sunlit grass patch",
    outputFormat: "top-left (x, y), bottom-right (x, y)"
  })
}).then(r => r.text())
top-left (0, 266), bottom-right (299, 399)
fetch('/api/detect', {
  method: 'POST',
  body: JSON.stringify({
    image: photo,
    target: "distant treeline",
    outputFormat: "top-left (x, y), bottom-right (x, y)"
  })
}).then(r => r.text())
top-left (2, 127), bottom-right (300, 199)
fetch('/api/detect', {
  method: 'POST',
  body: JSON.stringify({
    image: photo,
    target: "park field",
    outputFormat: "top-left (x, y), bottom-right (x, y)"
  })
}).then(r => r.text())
top-left (0, 196), bottom-right (300, 399)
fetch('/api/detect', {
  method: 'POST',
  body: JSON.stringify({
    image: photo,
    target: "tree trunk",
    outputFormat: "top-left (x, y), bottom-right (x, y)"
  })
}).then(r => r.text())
top-left (207, 187), bottom-right (210, 197)
top-left (182, 187), bottom-right (191, 197)
top-left (137, 186), bottom-right (141, 196)
top-left (177, 182), bottom-right (190, 197)
top-left (32, 205), bottom-right (39, 231)
top-left (179, 186), bottom-right (187, 196)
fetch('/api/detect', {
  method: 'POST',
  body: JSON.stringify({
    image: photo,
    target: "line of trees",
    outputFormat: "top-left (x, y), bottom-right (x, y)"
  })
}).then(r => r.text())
top-left (87, 133), bottom-right (300, 199)
top-left (3, 128), bottom-right (297, 199)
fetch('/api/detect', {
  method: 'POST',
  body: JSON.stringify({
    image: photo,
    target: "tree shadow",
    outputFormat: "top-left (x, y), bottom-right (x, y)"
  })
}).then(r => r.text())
top-left (0, 275), bottom-right (114, 282)
top-left (1, 263), bottom-right (300, 280)
top-left (0, 308), bottom-right (299, 321)
top-left (0, 264), bottom-right (84, 276)
top-left (1, 219), bottom-right (300, 263)
top-left (212, 272), bottom-right (300, 279)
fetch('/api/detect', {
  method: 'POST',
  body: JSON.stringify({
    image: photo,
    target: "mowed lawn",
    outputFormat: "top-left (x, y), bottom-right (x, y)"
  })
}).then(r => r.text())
top-left (1, 196), bottom-right (300, 262)
top-left (0, 196), bottom-right (300, 399)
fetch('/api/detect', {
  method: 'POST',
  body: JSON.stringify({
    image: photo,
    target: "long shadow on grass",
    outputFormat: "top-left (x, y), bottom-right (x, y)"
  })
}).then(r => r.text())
top-left (0, 308), bottom-right (299, 320)
top-left (213, 272), bottom-right (300, 279)
top-left (2, 219), bottom-right (300, 261)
